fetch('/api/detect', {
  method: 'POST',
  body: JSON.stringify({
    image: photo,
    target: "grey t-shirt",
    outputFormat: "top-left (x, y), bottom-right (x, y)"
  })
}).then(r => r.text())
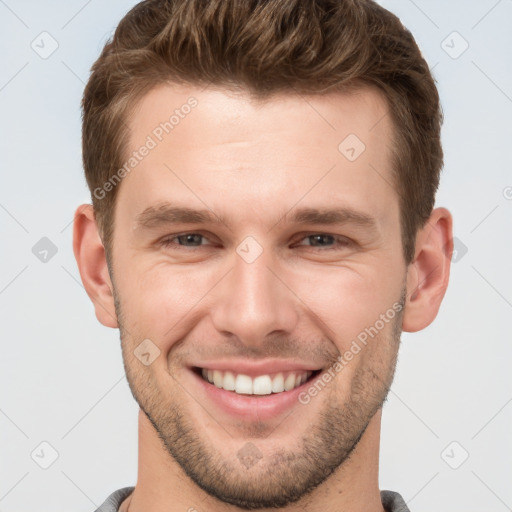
top-left (93, 486), bottom-right (411, 511)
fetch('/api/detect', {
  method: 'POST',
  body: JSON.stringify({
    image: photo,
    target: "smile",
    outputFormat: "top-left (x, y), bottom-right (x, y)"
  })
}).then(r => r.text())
top-left (201, 368), bottom-right (316, 395)
top-left (187, 364), bottom-right (325, 421)
top-left (196, 367), bottom-right (321, 396)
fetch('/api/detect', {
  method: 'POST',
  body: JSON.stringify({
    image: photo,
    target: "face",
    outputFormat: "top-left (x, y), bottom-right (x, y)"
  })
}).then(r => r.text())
top-left (109, 84), bottom-right (407, 508)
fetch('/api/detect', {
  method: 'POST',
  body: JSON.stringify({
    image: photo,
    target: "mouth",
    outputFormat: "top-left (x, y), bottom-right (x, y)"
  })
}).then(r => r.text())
top-left (192, 366), bottom-right (322, 396)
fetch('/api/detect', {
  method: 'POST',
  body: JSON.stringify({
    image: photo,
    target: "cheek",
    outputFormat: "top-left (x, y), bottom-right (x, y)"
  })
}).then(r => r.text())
top-left (113, 242), bottom-right (404, 354)
top-left (328, 310), bottom-right (402, 401)
top-left (290, 265), bottom-right (403, 347)
top-left (115, 260), bottom-right (215, 339)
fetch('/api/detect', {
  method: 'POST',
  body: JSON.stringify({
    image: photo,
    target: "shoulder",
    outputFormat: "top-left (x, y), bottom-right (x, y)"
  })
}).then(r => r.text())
top-left (381, 490), bottom-right (411, 512)
top-left (93, 487), bottom-right (135, 512)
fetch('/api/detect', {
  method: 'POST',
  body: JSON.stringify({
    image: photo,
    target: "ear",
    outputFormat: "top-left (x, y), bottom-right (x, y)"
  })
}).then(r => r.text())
top-left (402, 207), bottom-right (453, 333)
top-left (73, 204), bottom-right (118, 328)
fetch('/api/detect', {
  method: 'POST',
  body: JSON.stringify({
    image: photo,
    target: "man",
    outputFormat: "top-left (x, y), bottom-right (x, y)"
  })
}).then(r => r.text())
top-left (73, 0), bottom-right (453, 510)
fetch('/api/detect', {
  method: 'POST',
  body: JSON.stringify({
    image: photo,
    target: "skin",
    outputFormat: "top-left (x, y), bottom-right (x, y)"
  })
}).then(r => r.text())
top-left (73, 84), bottom-right (453, 512)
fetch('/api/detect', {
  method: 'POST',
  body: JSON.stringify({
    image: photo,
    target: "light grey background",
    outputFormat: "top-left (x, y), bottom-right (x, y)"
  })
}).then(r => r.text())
top-left (1, 0), bottom-right (511, 510)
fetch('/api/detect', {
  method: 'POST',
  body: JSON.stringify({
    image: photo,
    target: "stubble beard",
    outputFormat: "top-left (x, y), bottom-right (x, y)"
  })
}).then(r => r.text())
top-left (114, 287), bottom-right (405, 510)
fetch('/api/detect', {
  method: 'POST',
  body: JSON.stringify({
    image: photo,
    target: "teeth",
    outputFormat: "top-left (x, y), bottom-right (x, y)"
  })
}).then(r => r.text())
top-left (284, 374), bottom-right (296, 391)
top-left (235, 374), bottom-right (253, 394)
top-left (223, 371), bottom-right (236, 391)
top-left (271, 373), bottom-right (284, 393)
top-left (213, 370), bottom-right (223, 388)
top-left (253, 375), bottom-right (272, 395)
top-left (200, 368), bottom-right (312, 395)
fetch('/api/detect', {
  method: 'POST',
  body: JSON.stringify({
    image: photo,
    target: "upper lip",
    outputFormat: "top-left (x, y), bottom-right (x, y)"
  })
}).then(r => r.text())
top-left (190, 358), bottom-right (322, 377)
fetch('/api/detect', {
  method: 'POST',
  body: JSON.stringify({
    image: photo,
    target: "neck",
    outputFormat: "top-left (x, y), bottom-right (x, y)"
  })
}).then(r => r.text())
top-left (125, 409), bottom-right (385, 512)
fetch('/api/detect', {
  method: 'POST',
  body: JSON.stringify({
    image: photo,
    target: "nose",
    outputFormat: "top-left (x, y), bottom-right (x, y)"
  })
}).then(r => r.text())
top-left (210, 246), bottom-right (299, 348)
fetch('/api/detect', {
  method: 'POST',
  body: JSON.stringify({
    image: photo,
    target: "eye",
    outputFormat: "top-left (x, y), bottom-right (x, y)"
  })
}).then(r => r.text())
top-left (158, 232), bottom-right (354, 252)
top-left (294, 233), bottom-right (353, 250)
top-left (159, 233), bottom-right (211, 248)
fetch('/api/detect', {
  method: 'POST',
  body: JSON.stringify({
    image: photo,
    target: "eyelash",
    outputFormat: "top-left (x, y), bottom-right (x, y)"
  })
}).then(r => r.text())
top-left (159, 232), bottom-right (354, 251)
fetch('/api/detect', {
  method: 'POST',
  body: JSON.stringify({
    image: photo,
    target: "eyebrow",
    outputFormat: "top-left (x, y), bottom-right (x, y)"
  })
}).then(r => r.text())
top-left (135, 204), bottom-right (222, 228)
top-left (135, 203), bottom-right (378, 233)
top-left (290, 207), bottom-right (377, 230)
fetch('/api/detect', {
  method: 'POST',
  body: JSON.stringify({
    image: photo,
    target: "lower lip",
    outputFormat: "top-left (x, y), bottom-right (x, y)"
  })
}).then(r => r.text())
top-left (190, 369), bottom-right (320, 422)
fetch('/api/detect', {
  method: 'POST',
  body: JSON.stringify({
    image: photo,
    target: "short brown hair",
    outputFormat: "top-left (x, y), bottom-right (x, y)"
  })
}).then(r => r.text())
top-left (82, 0), bottom-right (443, 265)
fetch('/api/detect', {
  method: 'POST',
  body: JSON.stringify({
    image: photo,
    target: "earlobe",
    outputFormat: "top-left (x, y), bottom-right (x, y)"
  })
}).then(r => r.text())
top-left (402, 207), bottom-right (453, 333)
top-left (73, 204), bottom-right (119, 328)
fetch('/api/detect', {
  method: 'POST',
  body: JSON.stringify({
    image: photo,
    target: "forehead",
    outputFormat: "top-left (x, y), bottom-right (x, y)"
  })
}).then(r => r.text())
top-left (118, 83), bottom-right (397, 229)
top-left (129, 83), bottom-right (392, 150)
